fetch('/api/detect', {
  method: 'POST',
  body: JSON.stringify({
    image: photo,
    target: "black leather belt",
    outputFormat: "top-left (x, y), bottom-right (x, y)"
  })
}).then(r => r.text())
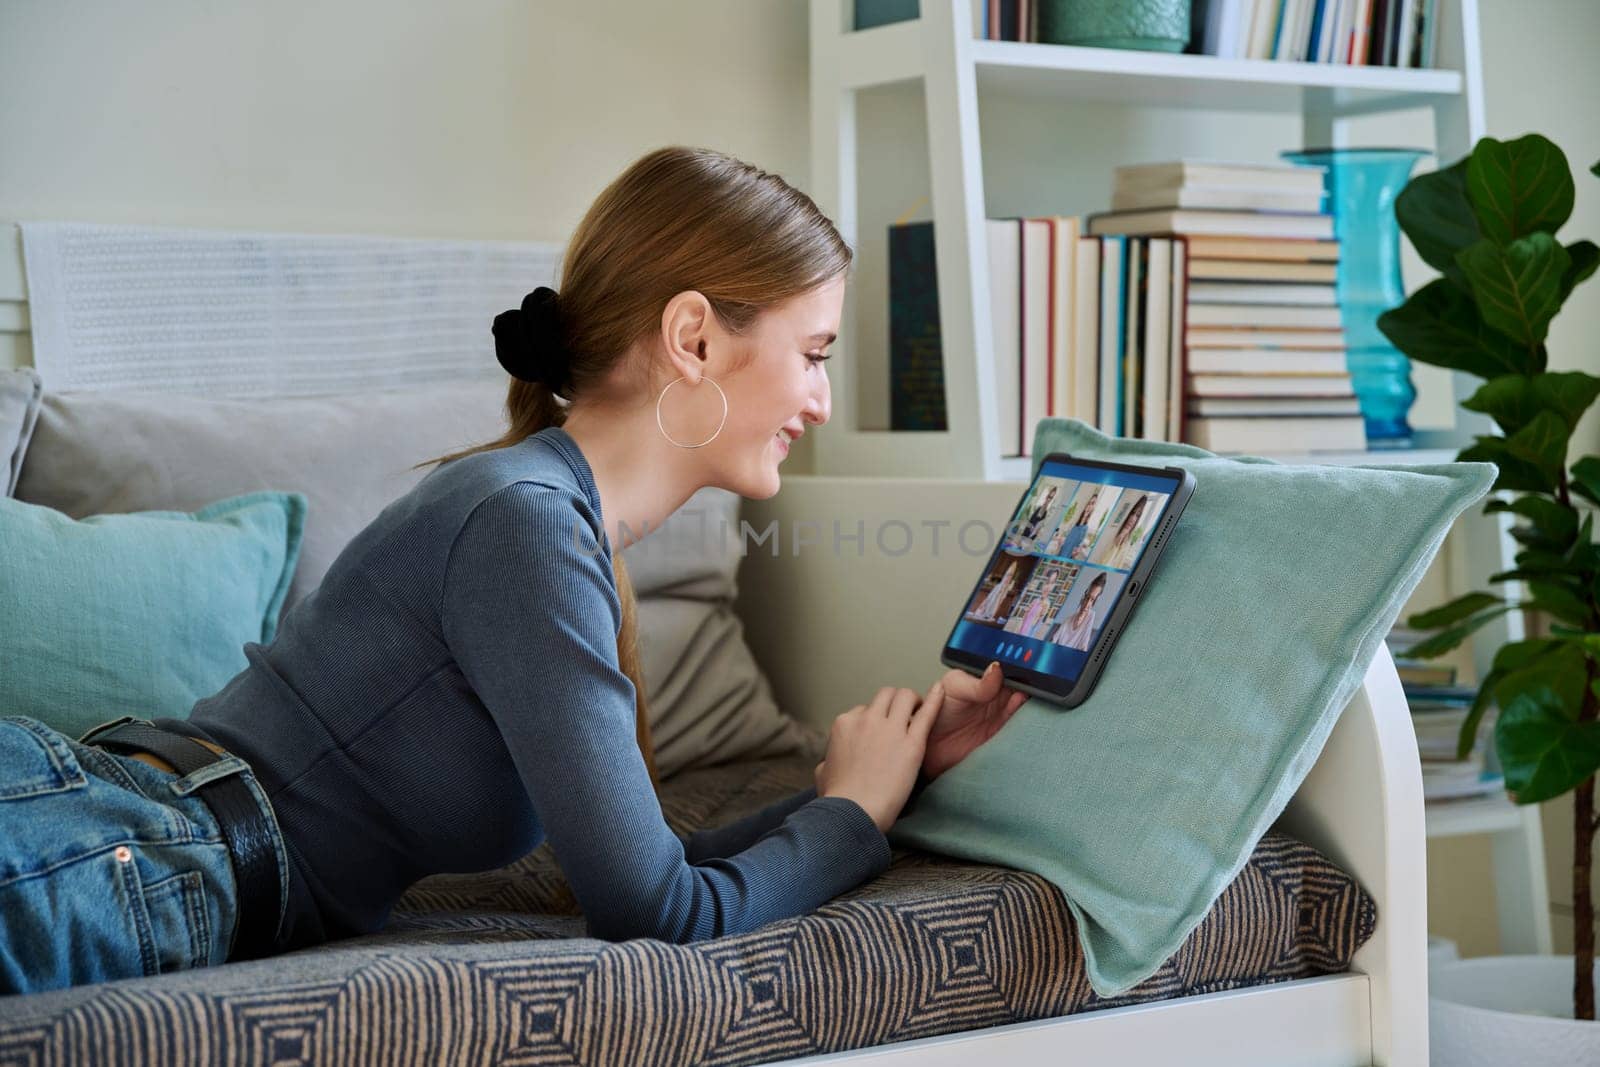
top-left (86, 720), bottom-right (284, 962)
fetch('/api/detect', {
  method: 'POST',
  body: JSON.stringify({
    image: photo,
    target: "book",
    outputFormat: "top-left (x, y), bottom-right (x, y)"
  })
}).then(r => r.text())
top-left (1071, 236), bottom-right (1101, 424)
top-left (1188, 259), bottom-right (1339, 282)
top-left (1088, 209), bottom-right (1335, 240)
top-left (1189, 373), bottom-right (1356, 396)
top-left (988, 219), bottom-right (1022, 456)
top-left (1169, 237), bottom-right (1190, 443)
top-left (1021, 218), bottom-right (1053, 457)
top-left (1187, 327), bottom-right (1346, 348)
top-left (1185, 236), bottom-right (1341, 261)
top-left (1110, 186), bottom-right (1326, 213)
top-left (1123, 238), bottom-right (1145, 437)
top-left (1188, 347), bottom-right (1348, 374)
top-left (888, 220), bottom-right (947, 430)
top-left (1189, 395), bottom-right (1362, 416)
top-left (1098, 237), bottom-right (1126, 435)
top-left (1187, 413), bottom-right (1366, 451)
top-left (1188, 281), bottom-right (1337, 304)
top-left (1113, 160), bottom-right (1328, 194)
top-left (1048, 217), bottom-right (1082, 428)
top-left (1186, 303), bottom-right (1344, 328)
top-left (1141, 238), bottom-right (1174, 441)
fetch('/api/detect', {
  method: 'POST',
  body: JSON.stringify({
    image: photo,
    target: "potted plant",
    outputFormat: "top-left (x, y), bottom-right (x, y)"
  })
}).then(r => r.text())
top-left (1378, 133), bottom-right (1599, 1057)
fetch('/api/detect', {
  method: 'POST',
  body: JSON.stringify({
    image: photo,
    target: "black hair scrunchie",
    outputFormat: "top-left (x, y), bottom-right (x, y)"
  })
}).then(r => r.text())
top-left (493, 286), bottom-right (573, 396)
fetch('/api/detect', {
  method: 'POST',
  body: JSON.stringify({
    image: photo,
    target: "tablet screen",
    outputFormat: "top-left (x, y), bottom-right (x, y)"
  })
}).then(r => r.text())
top-left (946, 456), bottom-right (1181, 688)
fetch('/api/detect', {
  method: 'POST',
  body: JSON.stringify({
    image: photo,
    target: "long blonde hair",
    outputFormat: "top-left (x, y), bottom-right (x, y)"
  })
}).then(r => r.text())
top-left (424, 146), bottom-right (852, 788)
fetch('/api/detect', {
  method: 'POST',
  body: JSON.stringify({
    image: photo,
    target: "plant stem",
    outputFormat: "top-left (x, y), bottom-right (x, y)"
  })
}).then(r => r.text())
top-left (1578, 662), bottom-right (1596, 1022)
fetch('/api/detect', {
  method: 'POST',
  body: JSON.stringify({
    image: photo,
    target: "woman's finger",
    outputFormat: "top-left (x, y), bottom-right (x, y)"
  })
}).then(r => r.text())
top-left (888, 687), bottom-right (920, 725)
top-left (939, 662), bottom-right (1004, 703)
top-left (912, 683), bottom-right (944, 739)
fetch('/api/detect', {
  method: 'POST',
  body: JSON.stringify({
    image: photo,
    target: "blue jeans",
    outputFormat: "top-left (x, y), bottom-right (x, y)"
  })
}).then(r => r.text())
top-left (0, 715), bottom-right (288, 996)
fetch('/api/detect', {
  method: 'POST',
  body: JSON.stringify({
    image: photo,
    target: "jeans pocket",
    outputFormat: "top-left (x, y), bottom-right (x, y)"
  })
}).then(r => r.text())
top-left (0, 716), bottom-right (89, 801)
top-left (138, 869), bottom-right (213, 973)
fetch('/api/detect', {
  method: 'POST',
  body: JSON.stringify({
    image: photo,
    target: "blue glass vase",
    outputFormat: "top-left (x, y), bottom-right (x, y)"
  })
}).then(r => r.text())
top-left (1281, 147), bottom-right (1426, 447)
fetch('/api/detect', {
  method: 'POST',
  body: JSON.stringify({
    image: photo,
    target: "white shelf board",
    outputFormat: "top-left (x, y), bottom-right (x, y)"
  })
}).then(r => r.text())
top-left (1425, 792), bottom-right (1524, 838)
top-left (835, 20), bottom-right (1463, 116)
top-left (972, 41), bottom-right (1464, 115)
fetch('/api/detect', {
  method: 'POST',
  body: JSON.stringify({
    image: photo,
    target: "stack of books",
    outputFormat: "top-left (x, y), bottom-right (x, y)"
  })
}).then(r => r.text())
top-left (1385, 625), bottom-right (1503, 802)
top-left (1410, 685), bottom-right (1503, 802)
top-left (889, 214), bottom-right (1185, 457)
top-left (1194, 0), bottom-right (1444, 67)
top-left (1088, 161), bottom-right (1363, 455)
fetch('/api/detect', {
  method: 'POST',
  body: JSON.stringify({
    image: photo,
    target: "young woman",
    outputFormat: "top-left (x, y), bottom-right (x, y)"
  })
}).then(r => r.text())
top-left (1018, 485), bottom-right (1057, 541)
top-left (0, 147), bottom-right (1026, 996)
top-left (1051, 571), bottom-right (1108, 651)
top-left (1096, 494), bottom-right (1151, 570)
top-left (1052, 489), bottom-right (1099, 561)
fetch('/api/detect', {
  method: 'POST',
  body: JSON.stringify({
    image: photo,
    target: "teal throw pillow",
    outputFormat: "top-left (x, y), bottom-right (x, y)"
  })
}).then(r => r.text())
top-left (889, 417), bottom-right (1495, 996)
top-left (0, 491), bottom-right (306, 738)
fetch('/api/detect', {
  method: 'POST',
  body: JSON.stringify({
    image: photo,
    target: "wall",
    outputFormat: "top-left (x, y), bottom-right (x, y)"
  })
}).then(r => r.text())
top-left (3, 0), bottom-right (1596, 957)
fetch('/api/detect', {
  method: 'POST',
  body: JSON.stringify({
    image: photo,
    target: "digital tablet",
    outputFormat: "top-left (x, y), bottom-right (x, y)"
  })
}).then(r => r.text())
top-left (942, 451), bottom-right (1196, 708)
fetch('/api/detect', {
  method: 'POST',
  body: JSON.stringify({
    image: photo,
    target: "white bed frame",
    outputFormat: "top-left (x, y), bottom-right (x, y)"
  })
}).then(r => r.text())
top-left (734, 475), bottom-right (1428, 1067)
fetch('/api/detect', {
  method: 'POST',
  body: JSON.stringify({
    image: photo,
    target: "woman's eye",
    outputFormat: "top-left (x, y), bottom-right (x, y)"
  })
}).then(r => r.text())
top-left (805, 352), bottom-right (832, 365)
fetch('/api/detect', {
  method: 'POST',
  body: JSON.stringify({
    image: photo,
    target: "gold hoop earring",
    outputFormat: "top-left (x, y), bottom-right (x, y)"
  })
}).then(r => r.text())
top-left (655, 374), bottom-right (728, 449)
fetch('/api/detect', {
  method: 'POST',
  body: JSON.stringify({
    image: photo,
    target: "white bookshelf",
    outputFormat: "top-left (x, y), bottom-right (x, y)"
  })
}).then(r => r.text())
top-left (810, 0), bottom-right (1548, 951)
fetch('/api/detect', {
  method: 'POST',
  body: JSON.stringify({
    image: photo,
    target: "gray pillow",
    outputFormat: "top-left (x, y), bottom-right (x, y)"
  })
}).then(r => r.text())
top-left (625, 487), bottom-right (821, 777)
top-left (16, 383), bottom-right (813, 777)
top-left (0, 366), bottom-right (42, 496)
top-left (17, 381), bottom-right (508, 609)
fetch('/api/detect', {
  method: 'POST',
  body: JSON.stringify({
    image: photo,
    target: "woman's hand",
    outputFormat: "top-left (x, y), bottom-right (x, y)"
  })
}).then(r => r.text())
top-left (921, 662), bottom-right (1026, 782)
top-left (814, 685), bottom-right (943, 834)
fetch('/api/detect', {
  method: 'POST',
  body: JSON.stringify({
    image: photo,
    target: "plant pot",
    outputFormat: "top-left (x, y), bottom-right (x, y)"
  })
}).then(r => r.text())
top-left (1429, 955), bottom-right (1600, 1065)
top-left (1036, 0), bottom-right (1192, 53)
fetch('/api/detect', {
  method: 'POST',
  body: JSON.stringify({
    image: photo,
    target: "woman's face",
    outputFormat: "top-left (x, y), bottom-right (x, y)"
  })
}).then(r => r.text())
top-left (682, 277), bottom-right (840, 499)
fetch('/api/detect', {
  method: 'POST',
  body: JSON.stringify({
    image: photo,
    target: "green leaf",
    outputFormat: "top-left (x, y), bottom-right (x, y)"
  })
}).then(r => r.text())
top-left (1457, 668), bottom-right (1503, 759)
top-left (1459, 436), bottom-right (1556, 494)
top-left (1526, 580), bottom-right (1593, 625)
top-left (1406, 591), bottom-right (1506, 629)
top-left (1560, 240), bottom-right (1599, 301)
top-left (1502, 495), bottom-right (1580, 546)
top-left (1496, 704), bottom-right (1600, 803)
top-left (1503, 409), bottom-right (1572, 484)
top-left (1572, 456), bottom-right (1600, 507)
top-left (1495, 702), bottom-right (1600, 804)
top-left (1457, 234), bottom-right (1571, 345)
top-left (1492, 640), bottom-right (1598, 803)
top-left (1399, 604), bottom-right (1518, 658)
top-left (1466, 134), bottom-right (1576, 244)
top-left (1465, 637), bottom-right (1563, 759)
top-left (1593, 159), bottom-right (1600, 178)
top-left (1378, 280), bottom-right (1534, 379)
top-left (1397, 158), bottom-right (1481, 287)
top-left (1460, 371), bottom-right (1600, 436)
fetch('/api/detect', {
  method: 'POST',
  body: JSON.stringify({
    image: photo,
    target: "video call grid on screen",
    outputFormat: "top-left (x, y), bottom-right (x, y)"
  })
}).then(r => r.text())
top-left (949, 458), bottom-right (1178, 684)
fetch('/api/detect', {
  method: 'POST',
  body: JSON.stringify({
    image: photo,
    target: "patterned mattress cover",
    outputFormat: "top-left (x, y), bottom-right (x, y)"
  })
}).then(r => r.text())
top-left (0, 752), bottom-right (1375, 1066)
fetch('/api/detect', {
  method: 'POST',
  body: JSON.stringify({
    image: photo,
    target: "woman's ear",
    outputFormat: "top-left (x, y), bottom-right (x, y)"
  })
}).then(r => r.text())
top-left (659, 290), bottom-right (715, 384)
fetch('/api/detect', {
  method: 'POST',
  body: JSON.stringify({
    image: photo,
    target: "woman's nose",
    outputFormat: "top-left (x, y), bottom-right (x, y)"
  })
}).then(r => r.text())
top-left (804, 374), bottom-right (831, 426)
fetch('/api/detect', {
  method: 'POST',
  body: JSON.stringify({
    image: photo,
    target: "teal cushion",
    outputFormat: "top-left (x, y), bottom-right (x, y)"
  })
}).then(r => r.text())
top-left (0, 491), bottom-right (306, 738)
top-left (889, 417), bottom-right (1495, 996)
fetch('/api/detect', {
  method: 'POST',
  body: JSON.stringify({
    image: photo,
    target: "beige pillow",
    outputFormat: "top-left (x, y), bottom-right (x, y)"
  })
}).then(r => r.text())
top-left (0, 367), bottom-right (42, 496)
top-left (17, 382), bottom-right (814, 777)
